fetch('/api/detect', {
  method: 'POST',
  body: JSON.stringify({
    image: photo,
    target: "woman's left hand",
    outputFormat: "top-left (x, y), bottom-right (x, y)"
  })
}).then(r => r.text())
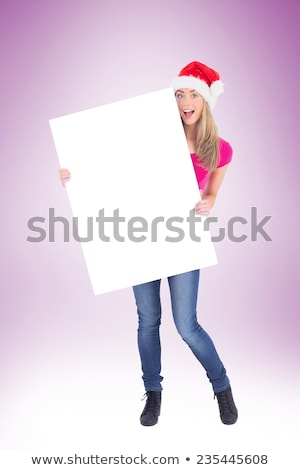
top-left (195, 199), bottom-right (211, 216)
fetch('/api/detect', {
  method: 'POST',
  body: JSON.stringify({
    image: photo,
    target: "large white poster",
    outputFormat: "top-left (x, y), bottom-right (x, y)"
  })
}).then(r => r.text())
top-left (49, 88), bottom-right (217, 294)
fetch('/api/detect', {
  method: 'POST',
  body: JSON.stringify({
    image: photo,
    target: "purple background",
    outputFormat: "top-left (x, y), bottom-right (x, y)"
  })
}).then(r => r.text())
top-left (0, 0), bottom-right (299, 457)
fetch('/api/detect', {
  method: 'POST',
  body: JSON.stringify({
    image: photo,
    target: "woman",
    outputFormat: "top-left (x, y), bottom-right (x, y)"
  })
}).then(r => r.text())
top-left (59, 61), bottom-right (238, 427)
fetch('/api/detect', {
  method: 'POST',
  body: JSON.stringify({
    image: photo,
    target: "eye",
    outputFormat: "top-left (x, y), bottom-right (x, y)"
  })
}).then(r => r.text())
top-left (191, 93), bottom-right (198, 99)
top-left (176, 93), bottom-right (183, 99)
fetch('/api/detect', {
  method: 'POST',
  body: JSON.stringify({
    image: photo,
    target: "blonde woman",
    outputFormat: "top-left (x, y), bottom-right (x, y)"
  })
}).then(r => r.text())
top-left (59, 61), bottom-right (238, 427)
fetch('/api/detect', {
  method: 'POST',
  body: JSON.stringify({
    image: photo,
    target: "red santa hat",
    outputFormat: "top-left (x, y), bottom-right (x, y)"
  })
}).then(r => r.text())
top-left (171, 61), bottom-right (224, 109)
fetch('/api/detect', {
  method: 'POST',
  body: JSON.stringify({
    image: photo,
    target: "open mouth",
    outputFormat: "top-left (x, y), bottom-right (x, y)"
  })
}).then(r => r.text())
top-left (183, 110), bottom-right (194, 119)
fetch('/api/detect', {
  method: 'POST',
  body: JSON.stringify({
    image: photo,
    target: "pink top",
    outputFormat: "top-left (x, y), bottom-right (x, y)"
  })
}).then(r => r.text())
top-left (191, 137), bottom-right (233, 190)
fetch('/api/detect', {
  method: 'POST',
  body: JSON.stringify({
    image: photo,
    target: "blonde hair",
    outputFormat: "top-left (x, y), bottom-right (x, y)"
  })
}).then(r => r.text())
top-left (192, 101), bottom-right (220, 172)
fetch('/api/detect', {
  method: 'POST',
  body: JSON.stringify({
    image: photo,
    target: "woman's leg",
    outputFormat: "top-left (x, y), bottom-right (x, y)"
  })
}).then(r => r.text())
top-left (167, 270), bottom-right (230, 393)
top-left (132, 280), bottom-right (164, 392)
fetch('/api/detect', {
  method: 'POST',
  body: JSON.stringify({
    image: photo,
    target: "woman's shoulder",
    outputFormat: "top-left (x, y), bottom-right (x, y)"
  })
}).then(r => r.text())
top-left (218, 136), bottom-right (233, 167)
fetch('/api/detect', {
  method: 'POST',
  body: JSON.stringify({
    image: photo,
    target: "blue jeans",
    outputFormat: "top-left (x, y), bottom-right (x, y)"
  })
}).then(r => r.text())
top-left (133, 270), bottom-right (230, 393)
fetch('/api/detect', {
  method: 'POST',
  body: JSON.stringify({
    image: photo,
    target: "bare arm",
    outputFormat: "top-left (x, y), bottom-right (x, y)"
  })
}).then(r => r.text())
top-left (195, 164), bottom-right (229, 215)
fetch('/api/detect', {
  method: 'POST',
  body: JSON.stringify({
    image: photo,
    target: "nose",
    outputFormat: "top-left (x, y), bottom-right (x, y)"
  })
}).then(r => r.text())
top-left (180, 95), bottom-right (192, 107)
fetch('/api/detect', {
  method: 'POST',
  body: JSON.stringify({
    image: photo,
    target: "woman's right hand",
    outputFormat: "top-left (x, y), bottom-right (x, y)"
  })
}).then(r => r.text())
top-left (59, 168), bottom-right (71, 187)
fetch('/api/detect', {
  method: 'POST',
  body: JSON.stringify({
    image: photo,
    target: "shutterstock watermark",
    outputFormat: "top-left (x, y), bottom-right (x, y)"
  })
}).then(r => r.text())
top-left (26, 207), bottom-right (272, 243)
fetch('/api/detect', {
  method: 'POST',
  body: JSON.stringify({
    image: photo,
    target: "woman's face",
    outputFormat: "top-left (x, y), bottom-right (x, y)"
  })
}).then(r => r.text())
top-left (175, 88), bottom-right (204, 126)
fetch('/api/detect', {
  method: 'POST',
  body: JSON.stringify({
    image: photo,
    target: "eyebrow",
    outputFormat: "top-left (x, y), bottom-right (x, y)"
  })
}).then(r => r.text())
top-left (176, 89), bottom-right (196, 93)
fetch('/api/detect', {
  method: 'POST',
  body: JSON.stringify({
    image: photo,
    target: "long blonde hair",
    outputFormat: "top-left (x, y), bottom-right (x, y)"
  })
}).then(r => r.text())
top-left (192, 101), bottom-right (220, 172)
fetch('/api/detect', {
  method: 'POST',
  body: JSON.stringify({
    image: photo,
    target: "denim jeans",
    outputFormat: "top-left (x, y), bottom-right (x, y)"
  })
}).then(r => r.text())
top-left (132, 270), bottom-right (230, 393)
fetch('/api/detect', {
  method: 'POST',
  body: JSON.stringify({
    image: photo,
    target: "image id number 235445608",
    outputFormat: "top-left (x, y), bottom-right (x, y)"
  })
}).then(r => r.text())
top-left (194, 454), bottom-right (268, 465)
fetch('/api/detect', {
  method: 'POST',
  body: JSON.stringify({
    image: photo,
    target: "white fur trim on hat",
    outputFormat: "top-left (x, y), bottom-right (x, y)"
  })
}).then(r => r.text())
top-left (171, 76), bottom-right (224, 109)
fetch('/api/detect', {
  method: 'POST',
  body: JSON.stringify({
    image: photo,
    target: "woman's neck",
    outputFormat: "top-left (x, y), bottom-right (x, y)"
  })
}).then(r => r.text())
top-left (184, 124), bottom-right (197, 154)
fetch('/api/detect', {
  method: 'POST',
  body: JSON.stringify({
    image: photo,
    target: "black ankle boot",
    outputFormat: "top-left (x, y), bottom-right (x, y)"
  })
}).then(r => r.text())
top-left (215, 386), bottom-right (238, 425)
top-left (140, 391), bottom-right (161, 426)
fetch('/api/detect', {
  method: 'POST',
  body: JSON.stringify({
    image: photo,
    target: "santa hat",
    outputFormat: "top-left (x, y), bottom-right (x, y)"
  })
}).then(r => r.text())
top-left (171, 61), bottom-right (224, 109)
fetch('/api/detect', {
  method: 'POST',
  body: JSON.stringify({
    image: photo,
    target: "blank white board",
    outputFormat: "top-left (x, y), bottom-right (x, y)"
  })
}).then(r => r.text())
top-left (49, 88), bottom-right (217, 295)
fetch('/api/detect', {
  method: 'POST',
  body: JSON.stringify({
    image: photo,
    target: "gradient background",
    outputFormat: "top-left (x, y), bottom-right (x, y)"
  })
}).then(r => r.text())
top-left (1, 0), bottom-right (299, 467)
